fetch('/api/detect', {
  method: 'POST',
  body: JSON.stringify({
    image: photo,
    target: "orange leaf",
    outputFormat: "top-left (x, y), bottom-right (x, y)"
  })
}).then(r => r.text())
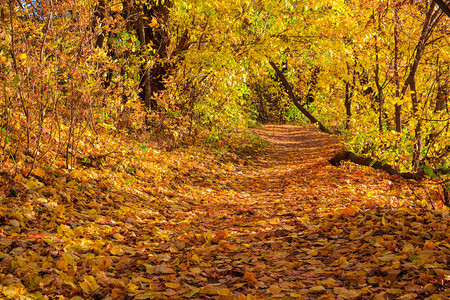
top-left (340, 206), bottom-right (357, 218)
top-left (243, 271), bottom-right (258, 285)
top-left (99, 257), bottom-right (111, 271)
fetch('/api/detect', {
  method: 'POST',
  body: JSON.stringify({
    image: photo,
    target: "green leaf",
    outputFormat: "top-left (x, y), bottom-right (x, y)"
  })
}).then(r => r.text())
top-left (420, 165), bottom-right (435, 178)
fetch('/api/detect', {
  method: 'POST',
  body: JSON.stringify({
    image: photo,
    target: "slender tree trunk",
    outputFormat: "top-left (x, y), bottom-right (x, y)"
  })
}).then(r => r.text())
top-left (374, 24), bottom-right (384, 132)
top-left (410, 78), bottom-right (422, 170)
top-left (435, 57), bottom-right (448, 113)
top-left (394, 6), bottom-right (401, 132)
top-left (344, 61), bottom-right (354, 130)
top-left (126, 1), bottom-right (189, 112)
top-left (344, 81), bottom-right (351, 129)
top-left (399, 2), bottom-right (437, 170)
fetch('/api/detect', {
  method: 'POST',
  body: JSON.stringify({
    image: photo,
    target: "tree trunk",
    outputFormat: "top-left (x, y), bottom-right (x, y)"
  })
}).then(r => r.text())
top-left (410, 78), bottom-right (422, 170)
top-left (123, 1), bottom-right (189, 112)
top-left (435, 57), bottom-right (448, 112)
top-left (330, 150), bottom-right (424, 180)
top-left (399, 2), bottom-right (437, 171)
top-left (374, 27), bottom-right (384, 132)
top-left (344, 81), bottom-right (352, 130)
top-left (344, 61), bottom-right (355, 130)
top-left (268, 60), bottom-right (333, 135)
top-left (394, 6), bottom-right (401, 132)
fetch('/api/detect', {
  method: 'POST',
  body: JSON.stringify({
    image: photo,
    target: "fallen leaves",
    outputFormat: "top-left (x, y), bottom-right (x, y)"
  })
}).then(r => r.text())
top-left (0, 125), bottom-right (449, 299)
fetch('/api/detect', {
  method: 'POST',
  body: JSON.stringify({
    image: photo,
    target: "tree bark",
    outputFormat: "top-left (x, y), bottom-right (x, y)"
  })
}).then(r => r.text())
top-left (268, 60), bottom-right (333, 135)
top-left (330, 150), bottom-right (450, 178)
top-left (344, 81), bottom-right (352, 129)
top-left (374, 11), bottom-right (384, 132)
top-left (435, 57), bottom-right (448, 112)
top-left (434, 0), bottom-right (450, 18)
top-left (330, 151), bottom-right (422, 180)
top-left (394, 6), bottom-right (401, 132)
top-left (123, 1), bottom-right (189, 112)
top-left (399, 2), bottom-right (437, 171)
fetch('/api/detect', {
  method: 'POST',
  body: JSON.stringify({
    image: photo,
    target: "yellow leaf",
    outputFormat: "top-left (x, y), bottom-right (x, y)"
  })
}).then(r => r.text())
top-left (62, 252), bottom-right (78, 266)
top-left (19, 53), bottom-right (27, 60)
top-left (320, 277), bottom-right (339, 288)
top-left (9, 219), bottom-right (20, 227)
top-left (420, 199), bottom-right (429, 208)
top-left (165, 282), bottom-right (181, 289)
top-left (2, 285), bottom-right (25, 298)
top-left (217, 288), bottom-right (231, 296)
top-left (80, 276), bottom-right (99, 294)
top-left (56, 260), bottom-right (68, 271)
top-left (110, 246), bottom-right (123, 256)
top-left (191, 254), bottom-right (201, 263)
top-left (189, 267), bottom-right (202, 274)
top-left (386, 288), bottom-right (403, 295)
top-left (309, 285), bottom-right (326, 294)
top-left (113, 233), bottom-right (125, 241)
top-left (203, 230), bottom-right (212, 244)
top-left (149, 18), bottom-right (158, 27)
top-left (127, 283), bottom-right (138, 293)
top-left (31, 168), bottom-right (46, 178)
top-left (290, 293), bottom-right (303, 298)
top-left (136, 169), bottom-right (145, 178)
top-left (199, 262), bottom-right (211, 267)
top-left (349, 230), bottom-right (359, 239)
top-left (183, 287), bottom-right (200, 298)
top-left (330, 256), bottom-right (347, 266)
top-left (377, 252), bottom-right (395, 262)
top-left (24, 178), bottom-right (44, 190)
top-left (200, 286), bottom-right (217, 295)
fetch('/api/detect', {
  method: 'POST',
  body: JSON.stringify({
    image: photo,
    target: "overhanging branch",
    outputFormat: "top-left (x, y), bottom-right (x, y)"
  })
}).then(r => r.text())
top-left (434, 0), bottom-right (450, 18)
top-left (268, 60), bottom-right (333, 135)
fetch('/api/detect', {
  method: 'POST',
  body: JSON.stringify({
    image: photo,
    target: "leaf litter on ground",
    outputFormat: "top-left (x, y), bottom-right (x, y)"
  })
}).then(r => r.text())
top-left (0, 125), bottom-right (449, 299)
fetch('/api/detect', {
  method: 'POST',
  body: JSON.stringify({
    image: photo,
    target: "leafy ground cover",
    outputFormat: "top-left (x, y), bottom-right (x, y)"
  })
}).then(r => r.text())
top-left (0, 125), bottom-right (449, 299)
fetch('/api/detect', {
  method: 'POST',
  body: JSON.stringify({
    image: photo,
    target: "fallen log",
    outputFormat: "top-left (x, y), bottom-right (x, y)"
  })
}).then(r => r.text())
top-left (329, 150), bottom-right (422, 180)
top-left (330, 150), bottom-right (450, 207)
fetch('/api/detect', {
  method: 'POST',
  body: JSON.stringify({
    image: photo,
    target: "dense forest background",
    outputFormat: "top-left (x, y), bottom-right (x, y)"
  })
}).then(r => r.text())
top-left (0, 0), bottom-right (449, 201)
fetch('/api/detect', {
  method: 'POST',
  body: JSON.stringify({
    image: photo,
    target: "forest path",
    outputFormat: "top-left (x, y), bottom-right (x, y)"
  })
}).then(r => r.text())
top-left (2, 125), bottom-right (448, 299)
top-left (176, 124), bottom-right (449, 299)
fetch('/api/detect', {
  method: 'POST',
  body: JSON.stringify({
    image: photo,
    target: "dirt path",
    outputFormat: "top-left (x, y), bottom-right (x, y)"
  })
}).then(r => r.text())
top-left (175, 125), bottom-right (449, 299)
